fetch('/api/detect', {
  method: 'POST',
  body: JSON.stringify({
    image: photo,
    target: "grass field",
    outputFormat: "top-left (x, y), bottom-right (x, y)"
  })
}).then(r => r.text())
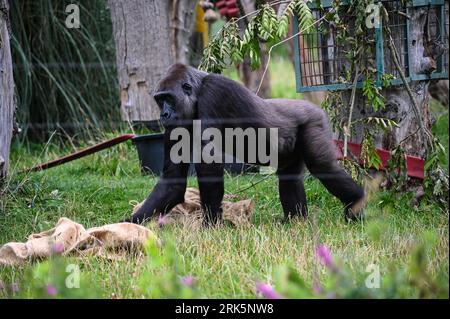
top-left (0, 60), bottom-right (448, 299)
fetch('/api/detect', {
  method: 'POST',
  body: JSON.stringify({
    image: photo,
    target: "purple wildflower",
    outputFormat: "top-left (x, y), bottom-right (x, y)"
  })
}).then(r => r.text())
top-left (10, 283), bottom-right (19, 293)
top-left (255, 282), bottom-right (282, 299)
top-left (52, 242), bottom-right (65, 254)
top-left (180, 275), bottom-right (196, 286)
top-left (316, 244), bottom-right (333, 268)
top-left (46, 284), bottom-right (57, 296)
top-left (158, 214), bottom-right (168, 227)
top-left (313, 280), bottom-right (322, 295)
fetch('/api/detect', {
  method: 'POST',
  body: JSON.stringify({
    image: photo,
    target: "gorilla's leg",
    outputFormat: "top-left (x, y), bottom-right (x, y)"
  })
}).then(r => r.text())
top-left (277, 161), bottom-right (308, 219)
top-left (301, 118), bottom-right (365, 220)
top-left (307, 162), bottom-right (365, 219)
top-left (195, 162), bottom-right (224, 226)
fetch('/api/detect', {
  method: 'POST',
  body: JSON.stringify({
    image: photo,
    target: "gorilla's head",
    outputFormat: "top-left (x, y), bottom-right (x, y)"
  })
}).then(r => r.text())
top-left (153, 64), bottom-right (207, 127)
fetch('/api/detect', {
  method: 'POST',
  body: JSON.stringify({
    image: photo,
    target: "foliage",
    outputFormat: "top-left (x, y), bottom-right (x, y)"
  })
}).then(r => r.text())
top-left (340, 158), bottom-right (360, 181)
top-left (2, 254), bottom-right (100, 299)
top-left (10, 0), bottom-right (120, 140)
top-left (321, 0), bottom-right (392, 169)
top-left (2, 220), bottom-right (446, 299)
top-left (0, 238), bottom-right (197, 299)
top-left (138, 239), bottom-right (199, 298)
top-left (317, 0), bottom-right (449, 203)
top-left (385, 144), bottom-right (408, 191)
top-left (200, 0), bottom-right (314, 73)
top-left (362, 78), bottom-right (385, 112)
top-left (360, 132), bottom-right (382, 170)
top-left (423, 139), bottom-right (449, 211)
top-left (266, 231), bottom-right (448, 299)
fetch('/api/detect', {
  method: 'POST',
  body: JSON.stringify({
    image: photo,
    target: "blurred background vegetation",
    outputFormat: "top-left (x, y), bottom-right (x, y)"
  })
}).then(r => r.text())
top-left (10, 0), bottom-right (120, 141)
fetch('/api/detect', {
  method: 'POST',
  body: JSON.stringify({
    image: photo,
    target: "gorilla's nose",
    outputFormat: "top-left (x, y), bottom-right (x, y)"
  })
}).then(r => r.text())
top-left (161, 110), bottom-right (171, 119)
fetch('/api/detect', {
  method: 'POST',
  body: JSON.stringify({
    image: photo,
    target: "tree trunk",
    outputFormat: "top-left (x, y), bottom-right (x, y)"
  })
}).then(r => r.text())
top-left (339, 7), bottom-right (445, 159)
top-left (0, 0), bottom-right (15, 181)
top-left (429, 80), bottom-right (449, 108)
top-left (108, 0), bottom-right (197, 123)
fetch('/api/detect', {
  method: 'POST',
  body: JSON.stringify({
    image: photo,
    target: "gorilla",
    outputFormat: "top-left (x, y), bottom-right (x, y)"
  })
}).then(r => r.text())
top-left (126, 63), bottom-right (365, 225)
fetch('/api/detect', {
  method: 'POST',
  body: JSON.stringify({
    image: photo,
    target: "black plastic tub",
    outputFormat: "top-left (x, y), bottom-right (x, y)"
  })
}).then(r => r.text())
top-left (132, 133), bottom-right (258, 175)
top-left (132, 133), bottom-right (166, 175)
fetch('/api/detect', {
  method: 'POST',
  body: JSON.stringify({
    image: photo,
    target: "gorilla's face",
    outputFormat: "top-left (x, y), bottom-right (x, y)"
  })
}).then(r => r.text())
top-left (153, 64), bottom-right (205, 127)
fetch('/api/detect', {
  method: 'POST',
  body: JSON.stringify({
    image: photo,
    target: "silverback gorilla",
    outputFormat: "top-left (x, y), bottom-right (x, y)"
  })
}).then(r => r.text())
top-left (126, 64), bottom-right (365, 225)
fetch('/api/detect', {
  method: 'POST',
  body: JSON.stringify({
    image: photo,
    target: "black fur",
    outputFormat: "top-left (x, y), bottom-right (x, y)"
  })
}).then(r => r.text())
top-left (127, 64), bottom-right (365, 225)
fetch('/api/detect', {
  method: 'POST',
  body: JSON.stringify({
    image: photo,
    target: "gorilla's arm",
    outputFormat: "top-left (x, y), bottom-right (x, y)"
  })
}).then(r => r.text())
top-left (128, 129), bottom-right (189, 224)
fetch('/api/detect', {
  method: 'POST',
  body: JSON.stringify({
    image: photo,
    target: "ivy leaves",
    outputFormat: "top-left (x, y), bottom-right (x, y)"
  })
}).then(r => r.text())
top-left (362, 78), bottom-right (385, 112)
top-left (424, 142), bottom-right (449, 210)
top-left (199, 0), bottom-right (314, 73)
top-left (360, 133), bottom-right (383, 170)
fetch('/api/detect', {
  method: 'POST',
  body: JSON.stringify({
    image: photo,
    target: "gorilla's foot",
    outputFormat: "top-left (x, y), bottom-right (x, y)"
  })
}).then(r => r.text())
top-left (344, 197), bottom-right (366, 222)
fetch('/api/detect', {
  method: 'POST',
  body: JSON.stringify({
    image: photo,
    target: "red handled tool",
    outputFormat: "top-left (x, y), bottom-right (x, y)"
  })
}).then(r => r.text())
top-left (23, 134), bottom-right (136, 173)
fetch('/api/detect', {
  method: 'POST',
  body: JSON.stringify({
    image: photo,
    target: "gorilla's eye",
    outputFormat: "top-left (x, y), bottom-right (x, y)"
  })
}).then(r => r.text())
top-left (182, 83), bottom-right (192, 95)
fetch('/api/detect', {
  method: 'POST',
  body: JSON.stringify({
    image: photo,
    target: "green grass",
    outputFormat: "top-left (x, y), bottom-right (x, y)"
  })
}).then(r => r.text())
top-left (0, 129), bottom-right (448, 298)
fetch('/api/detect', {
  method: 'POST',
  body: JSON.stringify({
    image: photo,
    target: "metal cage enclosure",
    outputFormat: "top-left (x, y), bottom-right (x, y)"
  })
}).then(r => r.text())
top-left (293, 0), bottom-right (449, 92)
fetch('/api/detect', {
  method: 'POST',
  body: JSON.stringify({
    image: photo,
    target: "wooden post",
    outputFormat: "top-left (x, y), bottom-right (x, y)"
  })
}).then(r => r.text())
top-left (0, 0), bottom-right (15, 181)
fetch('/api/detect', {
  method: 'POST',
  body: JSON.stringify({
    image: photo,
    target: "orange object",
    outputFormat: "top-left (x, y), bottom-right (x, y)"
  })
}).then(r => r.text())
top-left (195, 3), bottom-right (209, 46)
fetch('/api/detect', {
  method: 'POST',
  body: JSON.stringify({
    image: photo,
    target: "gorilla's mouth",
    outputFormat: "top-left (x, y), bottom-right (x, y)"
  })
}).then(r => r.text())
top-left (160, 116), bottom-right (172, 127)
top-left (160, 113), bottom-right (180, 127)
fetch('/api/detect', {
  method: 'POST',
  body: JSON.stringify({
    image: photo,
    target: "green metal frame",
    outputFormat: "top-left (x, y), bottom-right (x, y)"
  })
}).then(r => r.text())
top-left (293, 0), bottom-right (449, 93)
